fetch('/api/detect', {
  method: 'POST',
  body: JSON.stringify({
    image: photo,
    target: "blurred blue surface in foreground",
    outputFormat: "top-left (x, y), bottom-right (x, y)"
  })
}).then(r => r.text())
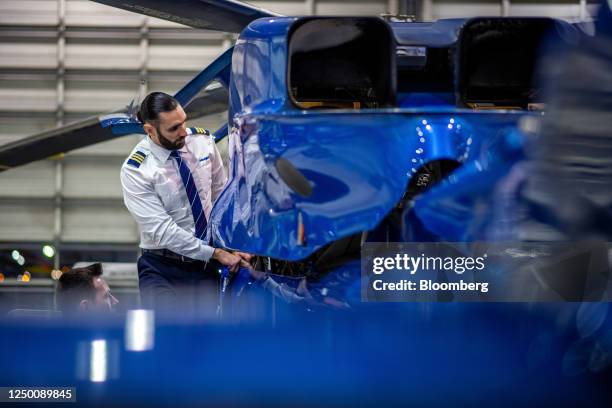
top-left (1, 302), bottom-right (611, 407)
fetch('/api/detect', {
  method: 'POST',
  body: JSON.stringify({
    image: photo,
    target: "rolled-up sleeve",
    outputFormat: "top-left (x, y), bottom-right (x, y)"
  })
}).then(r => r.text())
top-left (120, 166), bottom-right (215, 261)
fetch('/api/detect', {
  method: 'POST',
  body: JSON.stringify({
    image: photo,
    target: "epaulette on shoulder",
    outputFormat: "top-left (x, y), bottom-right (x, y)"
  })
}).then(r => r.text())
top-left (126, 150), bottom-right (147, 168)
top-left (189, 127), bottom-right (211, 136)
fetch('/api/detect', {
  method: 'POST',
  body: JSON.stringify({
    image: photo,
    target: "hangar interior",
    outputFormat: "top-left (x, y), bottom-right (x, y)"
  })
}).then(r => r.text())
top-left (0, 0), bottom-right (600, 312)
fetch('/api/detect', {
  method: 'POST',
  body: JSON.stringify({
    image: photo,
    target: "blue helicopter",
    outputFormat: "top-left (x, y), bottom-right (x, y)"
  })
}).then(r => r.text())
top-left (0, 0), bottom-right (608, 306)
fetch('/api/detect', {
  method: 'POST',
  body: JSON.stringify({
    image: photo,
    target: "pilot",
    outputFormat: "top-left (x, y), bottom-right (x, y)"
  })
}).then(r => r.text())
top-left (121, 91), bottom-right (250, 312)
top-left (55, 263), bottom-right (119, 315)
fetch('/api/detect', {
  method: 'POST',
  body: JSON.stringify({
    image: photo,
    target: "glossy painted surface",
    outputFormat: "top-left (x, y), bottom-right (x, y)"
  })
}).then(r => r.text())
top-left (210, 108), bottom-right (531, 259)
top-left (412, 125), bottom-right (528, 241)
top-left (228, 17), bottom-right (297, 119)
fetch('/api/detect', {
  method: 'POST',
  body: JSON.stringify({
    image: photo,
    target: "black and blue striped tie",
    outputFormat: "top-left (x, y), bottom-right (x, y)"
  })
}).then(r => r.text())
top-left (170, 150), bottom-right (207, 240)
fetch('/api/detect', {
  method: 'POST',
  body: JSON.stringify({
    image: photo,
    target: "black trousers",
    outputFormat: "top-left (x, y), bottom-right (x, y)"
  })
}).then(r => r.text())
top-left (137, 251), bottom-right (221, 318)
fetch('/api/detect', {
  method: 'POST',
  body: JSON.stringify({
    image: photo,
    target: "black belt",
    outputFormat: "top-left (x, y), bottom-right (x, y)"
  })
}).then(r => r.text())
top-left (142, 248), bottom-right (202, 263)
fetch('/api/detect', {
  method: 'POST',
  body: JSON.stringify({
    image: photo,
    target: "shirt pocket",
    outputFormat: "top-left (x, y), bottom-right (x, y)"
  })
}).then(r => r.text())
top-left (194, 156), bottom-right (212, 196)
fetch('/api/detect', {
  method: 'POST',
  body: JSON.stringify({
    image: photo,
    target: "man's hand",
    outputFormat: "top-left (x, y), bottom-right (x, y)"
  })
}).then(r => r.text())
top-left (212, 248), bottom-right (242, 273)
top-left (234, 251), bottom-right (253, 263)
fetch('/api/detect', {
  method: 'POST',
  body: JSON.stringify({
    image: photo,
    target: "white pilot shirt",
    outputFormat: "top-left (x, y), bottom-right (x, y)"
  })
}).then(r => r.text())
top-left (120, 130), bottom-right (227, 261)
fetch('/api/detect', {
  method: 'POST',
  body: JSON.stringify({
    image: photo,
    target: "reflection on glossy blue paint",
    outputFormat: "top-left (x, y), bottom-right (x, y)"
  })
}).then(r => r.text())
top-left (210, 108), bottom-right (531, 259)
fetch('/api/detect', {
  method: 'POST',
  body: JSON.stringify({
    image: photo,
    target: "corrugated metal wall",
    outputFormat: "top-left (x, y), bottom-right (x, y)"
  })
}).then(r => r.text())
top-left (423, 0), bottom-right (598, 20)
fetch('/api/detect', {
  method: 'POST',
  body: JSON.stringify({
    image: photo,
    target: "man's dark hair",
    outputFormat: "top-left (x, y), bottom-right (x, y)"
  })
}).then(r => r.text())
top-left (137, 92), bottom-right (179, 124)
top-left (55, 263), bottom-right (102, 314)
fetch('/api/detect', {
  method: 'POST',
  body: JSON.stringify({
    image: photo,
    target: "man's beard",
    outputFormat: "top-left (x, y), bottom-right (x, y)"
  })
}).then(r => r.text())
top-left (156, 125), bottom-right (185, 150)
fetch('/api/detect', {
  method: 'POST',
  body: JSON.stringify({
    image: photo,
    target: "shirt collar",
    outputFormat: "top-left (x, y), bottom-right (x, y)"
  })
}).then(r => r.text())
top-left (146, 136), bottom-right (188, 163)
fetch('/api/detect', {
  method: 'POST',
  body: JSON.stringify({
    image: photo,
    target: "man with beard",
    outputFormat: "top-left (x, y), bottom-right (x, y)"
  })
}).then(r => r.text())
top-left (55, 263), bottom-right (119, 316)
top-left (121, 92), bottom-right (250, 314)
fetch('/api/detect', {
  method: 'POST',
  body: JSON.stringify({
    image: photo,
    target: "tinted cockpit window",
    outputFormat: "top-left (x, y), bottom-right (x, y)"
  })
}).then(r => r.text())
top-left (288, 18), bottom-right (395, 109)
top-left (457, 18), bottom-right (560, 109)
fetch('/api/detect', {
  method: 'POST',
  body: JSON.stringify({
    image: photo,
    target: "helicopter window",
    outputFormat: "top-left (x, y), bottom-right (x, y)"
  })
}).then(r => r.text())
top-left (457, 18), bottom-right (559, 110)
top-left (288, 18), bottom-right (395, 110)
